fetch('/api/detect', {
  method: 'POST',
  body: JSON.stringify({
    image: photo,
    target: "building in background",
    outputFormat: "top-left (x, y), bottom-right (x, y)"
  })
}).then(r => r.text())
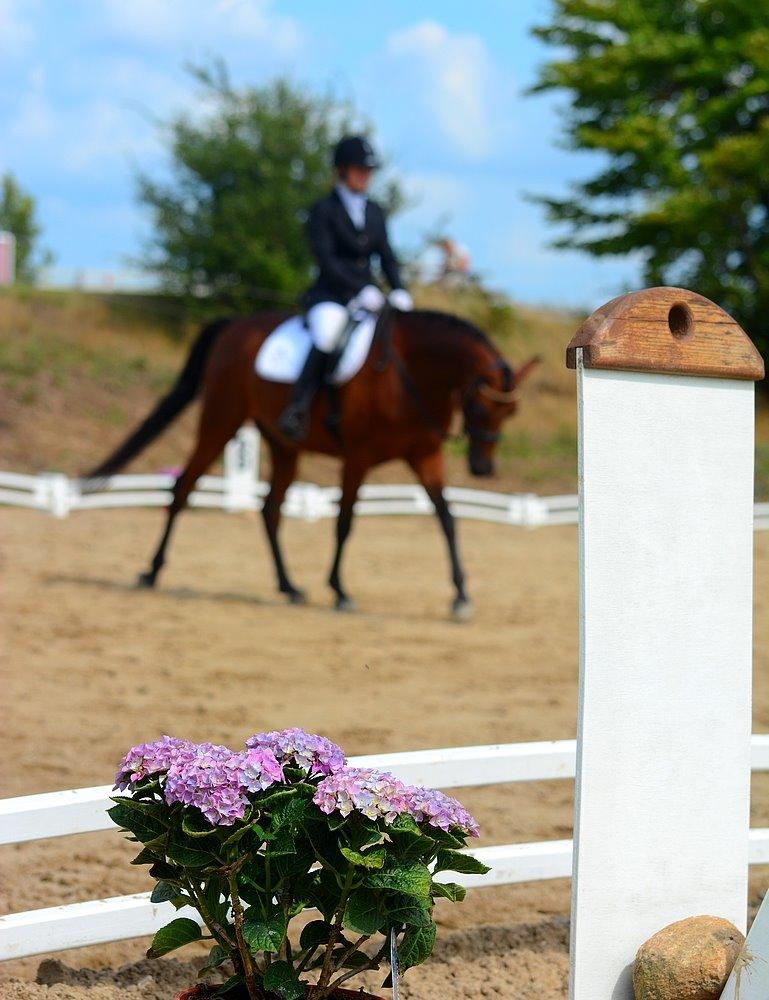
top-left (0, 231), bottom-right (15, 286)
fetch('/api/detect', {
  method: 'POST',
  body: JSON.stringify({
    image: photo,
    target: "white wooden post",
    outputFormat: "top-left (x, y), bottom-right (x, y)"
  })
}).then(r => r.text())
top-left (223, 425), bottom-right (260, 512)
top-left (35, 472), bottom-right (71, 518)
top-left (567, 288), bottom-right (764, 1000)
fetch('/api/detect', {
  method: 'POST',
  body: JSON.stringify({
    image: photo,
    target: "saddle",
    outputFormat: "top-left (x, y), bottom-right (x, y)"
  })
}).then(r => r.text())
top-left (254, 311), bottom-right (377, 386)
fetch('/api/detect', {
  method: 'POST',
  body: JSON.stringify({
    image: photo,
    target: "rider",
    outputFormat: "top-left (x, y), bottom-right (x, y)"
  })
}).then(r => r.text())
top-left (277, 135), bottom-right (413, 441)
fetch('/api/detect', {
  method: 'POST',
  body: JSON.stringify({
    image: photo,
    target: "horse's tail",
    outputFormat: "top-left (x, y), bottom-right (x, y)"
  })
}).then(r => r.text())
top-left (85, 317), bottom-right (230, 479)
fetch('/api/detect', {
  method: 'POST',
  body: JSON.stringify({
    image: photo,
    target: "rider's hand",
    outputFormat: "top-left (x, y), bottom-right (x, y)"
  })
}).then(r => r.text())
top-left (350, 284), bottom-right (386, 313)
top-left (388, 288), bottom-right (413, 311)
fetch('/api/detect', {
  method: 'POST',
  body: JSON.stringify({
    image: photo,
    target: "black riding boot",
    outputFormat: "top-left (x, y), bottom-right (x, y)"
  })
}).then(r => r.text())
top-left (277, 346), bottom-right (329, 443)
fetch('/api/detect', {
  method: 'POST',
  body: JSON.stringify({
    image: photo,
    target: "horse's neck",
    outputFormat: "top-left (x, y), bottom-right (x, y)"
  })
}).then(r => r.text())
top-left (396, 322), bottom-right (485, 397)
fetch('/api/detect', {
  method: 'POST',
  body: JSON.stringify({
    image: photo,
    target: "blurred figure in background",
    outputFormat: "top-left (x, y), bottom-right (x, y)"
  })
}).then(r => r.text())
top-left (278, 135), bottom-right (412, 442)
top-left (435, 236), bottom-right (471, 287)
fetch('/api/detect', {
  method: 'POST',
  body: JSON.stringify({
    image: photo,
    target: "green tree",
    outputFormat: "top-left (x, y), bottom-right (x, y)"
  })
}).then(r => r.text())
top-left (0, 173), bottom-right (49, 284)
top-left (531, 0), bottom-right (769, 366)
top-left (139, 65), bottom-right (403, 312)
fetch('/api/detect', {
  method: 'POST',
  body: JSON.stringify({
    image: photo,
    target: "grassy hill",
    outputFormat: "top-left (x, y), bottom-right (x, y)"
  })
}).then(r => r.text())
top-left (1, 285), bottom-right (767, 497)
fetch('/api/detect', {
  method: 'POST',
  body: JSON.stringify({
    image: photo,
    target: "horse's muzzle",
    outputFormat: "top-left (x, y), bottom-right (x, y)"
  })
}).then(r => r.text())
top-left (469, 455), bottom-right (494, 477)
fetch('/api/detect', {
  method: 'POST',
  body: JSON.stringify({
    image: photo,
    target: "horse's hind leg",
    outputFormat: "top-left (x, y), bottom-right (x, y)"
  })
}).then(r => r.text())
top-left (260, 442), bottom-right (304, 603)
top-left (138, 416), bottom-right (242, 588)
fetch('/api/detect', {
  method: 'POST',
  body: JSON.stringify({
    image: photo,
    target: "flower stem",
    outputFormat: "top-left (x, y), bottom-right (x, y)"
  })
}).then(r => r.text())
top-left (227, 870), bottom-right (262, 1000)
top-left (309, 869), bottom-right (354, 999)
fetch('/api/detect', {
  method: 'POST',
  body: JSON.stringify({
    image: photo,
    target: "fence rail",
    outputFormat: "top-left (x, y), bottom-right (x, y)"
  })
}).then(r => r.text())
top-left (2, 735), bottom-right (769, 961)
top-left (2, 470), bottom-right (769, 530)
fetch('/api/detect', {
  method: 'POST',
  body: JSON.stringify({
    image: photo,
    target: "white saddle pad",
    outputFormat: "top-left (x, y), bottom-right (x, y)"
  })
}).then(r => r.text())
top-left (255, 313), bottom-right (376, 386)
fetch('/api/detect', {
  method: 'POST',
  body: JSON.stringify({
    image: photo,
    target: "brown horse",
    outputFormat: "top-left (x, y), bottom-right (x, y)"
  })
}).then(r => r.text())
top-left (86, 307), bottom-right (538, 619)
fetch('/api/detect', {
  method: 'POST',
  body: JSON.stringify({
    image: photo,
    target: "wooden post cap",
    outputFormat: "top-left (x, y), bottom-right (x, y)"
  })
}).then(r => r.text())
top-left (566, 286), bottom-right (765, 380)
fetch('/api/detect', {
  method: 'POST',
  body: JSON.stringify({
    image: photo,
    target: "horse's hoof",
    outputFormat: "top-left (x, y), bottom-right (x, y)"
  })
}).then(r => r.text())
top-left (451, 598), bottom-right (473, 623)
top-left (137, 572), bottom-right (156, 589)
top-left (285, 588), bottom-right (307, 605)
top-left (335, 595), bottom-right (357, 613)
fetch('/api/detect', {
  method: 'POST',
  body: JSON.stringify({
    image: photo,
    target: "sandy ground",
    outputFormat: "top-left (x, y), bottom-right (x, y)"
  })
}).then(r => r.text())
top-left (1, 508), bottom-right (768, 998)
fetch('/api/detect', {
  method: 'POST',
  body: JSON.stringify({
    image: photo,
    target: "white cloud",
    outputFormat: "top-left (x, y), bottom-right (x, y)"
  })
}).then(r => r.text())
top-left (401, 170), bottom-right (470, 229)
top-left (384, 21), bottom-right (497, 159)
top-left (100, 0), bottom-right (302, 56)
top-left (7, 63), bottom-right (164, 178)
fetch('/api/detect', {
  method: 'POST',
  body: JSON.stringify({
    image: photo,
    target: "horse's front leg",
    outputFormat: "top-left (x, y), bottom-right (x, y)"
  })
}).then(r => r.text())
top-left (328, 460), bottom-right (368, 611)
top-left (261, 443), bottom-right (304, 603)
top-left (408, 450), bottom-right (471, 622)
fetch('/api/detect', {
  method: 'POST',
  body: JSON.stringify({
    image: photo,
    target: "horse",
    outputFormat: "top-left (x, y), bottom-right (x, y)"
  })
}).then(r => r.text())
top-left (85, 307), bottom-right (539, 619)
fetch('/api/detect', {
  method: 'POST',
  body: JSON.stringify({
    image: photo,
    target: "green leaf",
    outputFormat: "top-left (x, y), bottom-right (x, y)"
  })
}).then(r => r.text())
top-left (146, 917), bottom-right (202, 958)
top-left (181, 810), bottom-right (217, 838)
top-left (215, 975), bottom-right (244, 995)
top-left (150, 881), bottom-right (178, 903)
top-left (266, 828), bottom-right (296, 857)
top-left (198, 944), bottom-right (230, 977)
top-left (255, 787), bottom-right (297, 810)
top-left (431, 881), bottom-right (466, 902)
top-left (331, 946), bottom-right (370, 969)
top-left (390, 814), bottom-right (422, 836)
top-left (165, 835), bottom-right (218, 869)
top-left (427, 828), bottom-right (466, 849)
top-left (397, 922), bottom-right (436, 971)
top-left (149, 860), bottom-right (183, 883)
top-left (366, 861), bottom-right (431, 899)
top-left (271, 796), bottom-right (309, 828)
top-left (434, 850), bottom-right (490, 876)
top-left (299, 919), bottom-right (332, 950)
top-left (107, 801), bottom-right (166, 844)
top-left (221, 820), bottom-right (268, 849)
top-left (242, 912), bottom-right (286, 953)
top-left (340, 845), bottom-right (387, 870)
top-left (344, 888), bottom-right (384, 935)
top-left (131, 846), bottom-right (161, 866)
top-left (385, 895), bottom-right (432, 928)
top-left (262, 960), bottom-right (304, 1000)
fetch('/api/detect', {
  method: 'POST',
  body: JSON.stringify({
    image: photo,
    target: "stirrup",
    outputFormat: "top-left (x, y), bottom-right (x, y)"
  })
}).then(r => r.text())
top-left (277, 405), bottom-right (309, 443)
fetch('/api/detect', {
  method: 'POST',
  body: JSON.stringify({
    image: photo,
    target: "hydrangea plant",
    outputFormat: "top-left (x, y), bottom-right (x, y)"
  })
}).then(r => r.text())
top-left (109, 729), bottom-right (488, 1000)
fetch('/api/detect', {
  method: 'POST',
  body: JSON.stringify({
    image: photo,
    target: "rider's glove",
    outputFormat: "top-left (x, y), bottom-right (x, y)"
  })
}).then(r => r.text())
top-left (388, 288), bottom-right (413, 311)
top-left (350, 284), bottom-right (386, 313)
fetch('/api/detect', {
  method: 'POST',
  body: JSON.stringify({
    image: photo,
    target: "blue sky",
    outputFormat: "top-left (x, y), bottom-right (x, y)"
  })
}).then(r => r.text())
top-left (0, 0), bottom-right (640, 307)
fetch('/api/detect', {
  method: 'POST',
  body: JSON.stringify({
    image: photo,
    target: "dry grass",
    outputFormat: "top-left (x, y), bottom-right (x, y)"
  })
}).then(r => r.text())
top-left (1, 285), bottom-right (767, 496)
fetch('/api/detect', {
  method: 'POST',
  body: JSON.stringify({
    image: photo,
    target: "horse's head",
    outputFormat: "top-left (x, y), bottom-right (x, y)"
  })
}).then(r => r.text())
top-left (462, 355), bottom-right (540, 477)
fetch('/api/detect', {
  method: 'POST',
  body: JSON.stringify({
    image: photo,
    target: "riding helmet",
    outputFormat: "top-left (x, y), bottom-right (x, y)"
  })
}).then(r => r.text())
top-left (333, 135), bottom-right (380, 170)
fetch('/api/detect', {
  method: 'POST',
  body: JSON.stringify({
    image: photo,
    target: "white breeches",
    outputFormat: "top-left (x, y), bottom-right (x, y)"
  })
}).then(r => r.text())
top-left (306, 301), bottom-right (349, 353)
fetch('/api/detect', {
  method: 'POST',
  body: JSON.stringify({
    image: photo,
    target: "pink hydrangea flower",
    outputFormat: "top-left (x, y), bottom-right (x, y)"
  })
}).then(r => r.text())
top-left (313, 767), bottom-right (410, 824)
top-left (114, 736), bottom-right (196, 791)
top-left (402, 786), bottom-right (480, 837)
top-left (163, 743), bottom-right (284, 826)
top-left (246, 728), bottom-right (346, 777)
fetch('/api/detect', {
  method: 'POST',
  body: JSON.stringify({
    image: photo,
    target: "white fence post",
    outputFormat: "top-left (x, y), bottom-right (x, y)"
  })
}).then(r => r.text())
top-left (35, 473), bottom-right (71, 518)
top-left (223, 425), bottom-right (260, 512)
top-left (567, 288), bottom-right (764, 1000)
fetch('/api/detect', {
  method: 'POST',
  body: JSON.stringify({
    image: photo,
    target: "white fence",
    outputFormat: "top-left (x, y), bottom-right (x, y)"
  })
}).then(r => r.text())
top-left (0, 459), bottom-right (768, 531)
top-left (1, 735), bottom-right (769, 961)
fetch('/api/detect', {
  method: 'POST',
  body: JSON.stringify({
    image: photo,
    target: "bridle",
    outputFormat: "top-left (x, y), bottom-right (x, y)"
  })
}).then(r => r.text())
top-left (461, 359), bottom-right (518, 445)
top-left (377, 312), bottom-right (517, 444)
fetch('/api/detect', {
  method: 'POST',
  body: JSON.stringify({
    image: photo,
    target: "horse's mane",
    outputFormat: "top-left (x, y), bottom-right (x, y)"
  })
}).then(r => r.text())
top-left (403, 308), bottom-right (497, 350)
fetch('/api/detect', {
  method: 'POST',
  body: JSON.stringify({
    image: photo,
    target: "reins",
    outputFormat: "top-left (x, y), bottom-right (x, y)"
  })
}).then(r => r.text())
top-left (374, 311), bottom-right (514, 445)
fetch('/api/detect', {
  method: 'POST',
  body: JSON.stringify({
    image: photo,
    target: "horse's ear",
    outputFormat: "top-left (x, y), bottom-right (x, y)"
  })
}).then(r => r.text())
top-left (516, 355), bottom-right (541, 384)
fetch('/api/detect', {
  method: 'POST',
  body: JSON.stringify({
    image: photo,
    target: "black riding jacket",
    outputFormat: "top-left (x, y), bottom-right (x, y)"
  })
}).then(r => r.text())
top-left (302, 190), bottom-right (405, 309)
